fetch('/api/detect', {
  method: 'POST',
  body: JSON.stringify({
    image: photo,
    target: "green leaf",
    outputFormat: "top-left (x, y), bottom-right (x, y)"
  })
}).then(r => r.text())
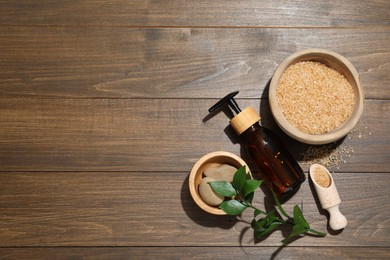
top-left (307, 228), bottom-right (327, 237)
top-left (281, 206), bottom-right (310, 244)
top-left (232, 166), bottom-right (247, 193)
top-left (251, 218), bottom-right (262, 230)
top-left (245, 191), bottom-right (254, 204)
top-left (219, 200), bottom-right (247, 215)
top-left (281, 223), bottom-right (307, 244)
top-left (253, 208), bottom-right (265, 218)
top-left (293, 205), bottom-right (309, 228)
top-left (254, 222), bottom-right (282, 238)
top-left (265, 210), bottom-right (277, 224)
top-left (252, 210), bottom-right (282, 239)
top-left (272, 190), bottom-right (290, 219)
top-left (242, 179), bottom-right (263, 197)
top-left (209, 181), bottom-right (236, 197)
top-left (306, 228), bottom-right (326, 237)
top-left (252, 210), bottom-right (275, 229)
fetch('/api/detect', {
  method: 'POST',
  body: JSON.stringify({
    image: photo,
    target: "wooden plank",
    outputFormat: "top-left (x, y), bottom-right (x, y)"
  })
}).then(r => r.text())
top-left (0, 171), bottom-right (389, 246)
top-left (0, 98), bottom-right (388, 172)
top-left (0, 247), bottom-right (389, 260)
top-left (0, 1), bottom-right (387, 258)
top-left (0, 27), bottom-right (389, 99)
top-left (1, 1), bottom-right (389, 27)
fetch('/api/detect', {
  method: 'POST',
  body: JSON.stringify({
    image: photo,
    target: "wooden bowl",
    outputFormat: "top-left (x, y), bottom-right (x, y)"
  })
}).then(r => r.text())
top-left (189, 151), bottom-right (250, 215)
top-left (269, 49), bottom-right (364, 145)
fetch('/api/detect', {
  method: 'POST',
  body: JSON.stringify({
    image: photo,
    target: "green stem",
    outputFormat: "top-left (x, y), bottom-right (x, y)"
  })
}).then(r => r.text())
top-left (307, 228), bottom-right (327, 237)
top-left (272, 191), bottom-right (291, 219)
top-left (247, 203), bottom-right (266, 215)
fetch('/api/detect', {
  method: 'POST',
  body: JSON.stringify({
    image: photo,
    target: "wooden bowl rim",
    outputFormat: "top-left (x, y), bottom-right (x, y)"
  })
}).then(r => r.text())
top-left (189, 151), bottom-right (249, 215)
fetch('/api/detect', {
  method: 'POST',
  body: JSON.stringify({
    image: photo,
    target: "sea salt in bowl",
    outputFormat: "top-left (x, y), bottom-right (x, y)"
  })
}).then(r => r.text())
top-left (269, 49), bottom-right (364, 145)
top-left (189, 151), bottom-right (249, 215)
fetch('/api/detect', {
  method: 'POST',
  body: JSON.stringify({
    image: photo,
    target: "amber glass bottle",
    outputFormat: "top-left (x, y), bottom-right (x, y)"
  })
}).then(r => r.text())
top-left (240, 120), bottom-right (305, 197)
top-left (209, 91), bottom-right (305, 198)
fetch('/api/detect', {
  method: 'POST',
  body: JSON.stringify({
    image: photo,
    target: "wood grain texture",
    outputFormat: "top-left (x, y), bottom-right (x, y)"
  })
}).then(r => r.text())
top-left (1, 247), bottom-right (389, 260)
top-left (1, 171), bottom-right (389, 247)
top-left (1, 0), bottom-right (389, 258)
top-left (0, 27), bottom-right (389, 99)
top-left (1, 1), bottom-right (389, 27)
top-left (0, 99), bottom-right (388, 172)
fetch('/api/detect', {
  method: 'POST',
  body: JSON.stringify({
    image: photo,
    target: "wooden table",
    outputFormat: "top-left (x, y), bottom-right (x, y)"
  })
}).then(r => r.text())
top-left (1, 1), bottom-right (389, 259)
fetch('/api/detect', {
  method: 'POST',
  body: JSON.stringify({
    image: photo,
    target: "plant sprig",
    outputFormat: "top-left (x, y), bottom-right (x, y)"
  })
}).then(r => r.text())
top-left (209, 166), bottom-right (326, 244)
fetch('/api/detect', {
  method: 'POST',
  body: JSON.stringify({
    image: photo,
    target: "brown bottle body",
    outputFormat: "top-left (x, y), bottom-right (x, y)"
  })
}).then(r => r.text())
top-left (241, 123), bottom-right (305, 198)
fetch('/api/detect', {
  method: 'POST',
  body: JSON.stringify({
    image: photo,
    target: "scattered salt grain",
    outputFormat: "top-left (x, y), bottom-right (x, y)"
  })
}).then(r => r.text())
top-left (301, 143), bottom-right (354, 168)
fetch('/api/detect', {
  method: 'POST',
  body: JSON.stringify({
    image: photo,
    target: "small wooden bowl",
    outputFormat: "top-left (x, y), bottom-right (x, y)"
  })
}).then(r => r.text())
top-left (189, 151), bottom-right (250, 215)
top-left (269, 49), bottom-right (364, 145)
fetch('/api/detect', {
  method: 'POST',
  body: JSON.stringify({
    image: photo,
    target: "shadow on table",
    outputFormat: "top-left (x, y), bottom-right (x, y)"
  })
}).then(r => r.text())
top-left (181, 174), bottom-right (237, 229)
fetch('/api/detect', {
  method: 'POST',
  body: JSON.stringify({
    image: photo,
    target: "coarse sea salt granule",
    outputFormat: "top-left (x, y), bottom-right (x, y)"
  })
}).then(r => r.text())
top-left (313, 167), bottom-right (331, 188)
top-left (277, 61), bottom-right (355, 135)
top-left (301, 142), bottom-right (354, 169)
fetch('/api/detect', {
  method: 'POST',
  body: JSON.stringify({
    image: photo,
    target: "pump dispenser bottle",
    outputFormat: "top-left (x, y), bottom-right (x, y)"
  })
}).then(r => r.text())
top-left (209, 91), bottom-right (305, 198)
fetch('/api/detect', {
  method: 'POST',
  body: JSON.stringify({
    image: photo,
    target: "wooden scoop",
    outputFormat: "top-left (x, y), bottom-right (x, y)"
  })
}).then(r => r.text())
top-left (309, 164), bottom-right (347, 231)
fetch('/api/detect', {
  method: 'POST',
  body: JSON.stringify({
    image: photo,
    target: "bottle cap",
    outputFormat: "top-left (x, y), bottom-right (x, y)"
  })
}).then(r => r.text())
top-left (230, 106), bottom-right (261, 135)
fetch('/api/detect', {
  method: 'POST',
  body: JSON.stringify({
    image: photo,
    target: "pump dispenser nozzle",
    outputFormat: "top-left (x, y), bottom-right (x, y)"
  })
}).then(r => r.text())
top-left (209, 91), bottom-right (242, 114)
